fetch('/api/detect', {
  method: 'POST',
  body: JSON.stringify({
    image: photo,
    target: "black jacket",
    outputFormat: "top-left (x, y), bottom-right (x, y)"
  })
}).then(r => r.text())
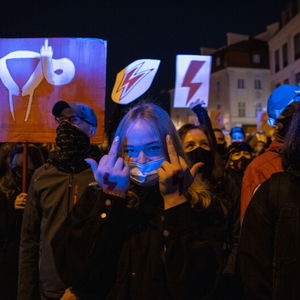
top-left (0, 190), bottom-right (22, 300)
top-left (239, 172), bottom-right (300, 300)
top-left (52, 184), bottom-right (225, 300)
top-left (18, 163), bottom-right (96, 300)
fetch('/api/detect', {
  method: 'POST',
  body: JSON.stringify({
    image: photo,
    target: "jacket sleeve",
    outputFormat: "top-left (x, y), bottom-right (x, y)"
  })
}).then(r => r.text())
top-left (239, 180), bottom-right (273, 300)
top-left (18, 179), bottom-right (42, 300)
top-left (161, 202), bottom-right (224, 299)
top-left (52, 185), bottom-right (130, 294)
top-left (192, 104), bottom-right (218, 149)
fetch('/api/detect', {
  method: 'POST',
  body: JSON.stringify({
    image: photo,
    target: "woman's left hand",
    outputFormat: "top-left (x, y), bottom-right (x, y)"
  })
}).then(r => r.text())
top-left (158, 135), bottom-right (202, 210)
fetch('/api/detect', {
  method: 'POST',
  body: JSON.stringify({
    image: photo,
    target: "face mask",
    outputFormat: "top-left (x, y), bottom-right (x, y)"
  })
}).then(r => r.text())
top-left (56, 121), bottom-right (90, 160)
top-left (186, 147), bottom-right (214, 179)
top-left (128, 157), bottom-right (165, 186)
top-left (230, 156), bottom-right (251, 172)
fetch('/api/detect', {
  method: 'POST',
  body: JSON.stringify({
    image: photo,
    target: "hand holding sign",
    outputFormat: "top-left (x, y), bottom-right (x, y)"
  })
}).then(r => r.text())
top-left (85, 136), bottom-right (130, 198)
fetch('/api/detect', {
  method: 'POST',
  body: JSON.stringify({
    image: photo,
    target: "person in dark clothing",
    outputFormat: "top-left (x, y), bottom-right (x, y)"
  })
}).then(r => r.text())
top-left (52, 103), bottom-right (224, 300)
top-left (18, 101), bottom-right (102, 300)
top-left (0, 143), bottom-right (44, 300)
top-left (178, 103), bottom-right (242, 299)
top-left (239, 101), bottom-right (300, 299)
top-left (213, 128), bottom-right (228, 161)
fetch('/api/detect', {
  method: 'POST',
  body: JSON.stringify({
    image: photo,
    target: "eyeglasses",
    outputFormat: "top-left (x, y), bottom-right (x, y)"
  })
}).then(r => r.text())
top-left (55, 115), bottom-right (94, 126)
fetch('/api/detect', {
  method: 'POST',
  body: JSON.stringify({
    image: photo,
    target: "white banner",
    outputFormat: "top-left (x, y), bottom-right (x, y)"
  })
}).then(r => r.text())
top-left (174, 55), bottom-right (212, 108)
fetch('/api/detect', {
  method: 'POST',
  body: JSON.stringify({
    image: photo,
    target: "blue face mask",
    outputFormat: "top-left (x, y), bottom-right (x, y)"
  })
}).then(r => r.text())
top-left (128, 157), bottom-right (165, 186)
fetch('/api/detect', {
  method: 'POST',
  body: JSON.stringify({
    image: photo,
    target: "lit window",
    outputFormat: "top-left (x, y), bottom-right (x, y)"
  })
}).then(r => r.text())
top-left (252, 54), bottom-right (261, 64)
top-left (254, 79), bottom-right (262, 89)
top-left (237, 79), bottom-right (245, 89)
top-left (238, 102), bottom-right (246, 117)
top-left (255, 103), bottom-right (262, 116)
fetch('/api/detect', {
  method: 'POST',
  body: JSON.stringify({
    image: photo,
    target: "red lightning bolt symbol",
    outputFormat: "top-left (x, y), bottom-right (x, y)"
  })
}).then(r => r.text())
top-left (118, 63), bottom-right (153, 99)
top-left (103, 173), bottom-right (117, 191)
top-left (182, 60), bottom-right (205, 105)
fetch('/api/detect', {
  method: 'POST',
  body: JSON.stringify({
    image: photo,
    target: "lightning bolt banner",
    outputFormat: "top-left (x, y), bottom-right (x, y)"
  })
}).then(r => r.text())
top-left (173, 55), bottom-right (212, 108)
top-left (111, 59), bottom-right (160, 105)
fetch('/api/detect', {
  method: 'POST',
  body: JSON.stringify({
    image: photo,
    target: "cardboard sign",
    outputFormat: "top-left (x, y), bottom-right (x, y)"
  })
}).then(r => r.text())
top-left (0, 38), bottom-right (106, 143)
top-left (111, 59), bottom-right (160, 105)
top-left (173, 55), bottom-right (211, 108)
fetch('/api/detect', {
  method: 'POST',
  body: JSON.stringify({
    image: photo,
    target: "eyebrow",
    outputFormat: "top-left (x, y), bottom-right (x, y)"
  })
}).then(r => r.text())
top-left (125, 141), bottom-right (160, 147)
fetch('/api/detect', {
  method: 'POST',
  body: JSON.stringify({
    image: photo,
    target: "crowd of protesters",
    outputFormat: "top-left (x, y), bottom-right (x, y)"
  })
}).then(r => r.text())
top-left (0, 84), bottom-right (300, 300)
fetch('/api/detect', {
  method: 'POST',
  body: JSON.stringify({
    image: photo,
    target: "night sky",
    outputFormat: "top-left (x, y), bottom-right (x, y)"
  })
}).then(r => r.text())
top-left (0, 0), bottom-right (290, 131)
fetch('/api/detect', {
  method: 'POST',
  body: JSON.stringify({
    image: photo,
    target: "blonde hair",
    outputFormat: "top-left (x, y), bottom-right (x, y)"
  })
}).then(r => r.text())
top-left (113, 102), bottom-right (211, 208)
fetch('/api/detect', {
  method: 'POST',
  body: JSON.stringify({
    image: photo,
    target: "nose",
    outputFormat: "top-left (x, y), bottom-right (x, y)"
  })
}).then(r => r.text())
top-left (136, 150), bottom-right (148, 164)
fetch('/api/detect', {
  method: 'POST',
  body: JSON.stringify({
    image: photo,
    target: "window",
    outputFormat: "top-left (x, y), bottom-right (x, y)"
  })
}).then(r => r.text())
top-left (216, 57), bottom-right (221, 66)
top-left (275, 49), bottom-right (280, 72)
top-left (238, 102), bottom-right (246, 117)
top-left (252, 54), bottom-right (261, 64)
top-left (216, 81), bottom-right (221, 92)
top-left (255, 103), bottom-right (262, 116)
top-left (294, 33), bottom-right (300, 60)
top-left (295, 72), bottom-right (300, 86)
top-left (237, 79), bottom-right (245, 89)
top-left (254, 79), bottom-right (262, 89)
top-left (282, 43), bottom-right (288, 67)
top-left (284, 78), bottom-right (289, 84)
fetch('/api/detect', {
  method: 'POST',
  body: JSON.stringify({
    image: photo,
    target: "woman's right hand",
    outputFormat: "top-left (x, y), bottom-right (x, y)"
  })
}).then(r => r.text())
top-left (14, 193), bottom-right (28, 210)
top-left (85, 136), bottom-right (130, 198)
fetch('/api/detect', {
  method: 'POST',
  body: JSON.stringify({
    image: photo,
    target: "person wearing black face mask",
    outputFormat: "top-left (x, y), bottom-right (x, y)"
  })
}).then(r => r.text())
top-left (19, 101), bottom-right (102, 300)
top-left (0, 143), bottom-right (44, 300)
top-left (179, 102), bottom-right (243, 300)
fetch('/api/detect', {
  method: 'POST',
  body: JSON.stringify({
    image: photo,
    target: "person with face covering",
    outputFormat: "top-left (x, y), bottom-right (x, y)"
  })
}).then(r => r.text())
top-left (52, 103), bottom-right (225, 300)
top-left (0, 143), bottom-right (44, 300)
top-left (178, 103), bottom-right (242, 300)
top-left (18, 101), bottom-right (102, 300)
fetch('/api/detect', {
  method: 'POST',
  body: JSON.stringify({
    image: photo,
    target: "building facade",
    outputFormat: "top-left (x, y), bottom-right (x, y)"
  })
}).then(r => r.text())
top-left (268, 2), bottom-right (300, 88)
top-left (205, 34), bottom-right (272, 130)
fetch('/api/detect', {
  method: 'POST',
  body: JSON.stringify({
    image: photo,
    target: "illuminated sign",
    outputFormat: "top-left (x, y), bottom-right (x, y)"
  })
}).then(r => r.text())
top-left (111, 59), bottom-right (160, 105)
top-left (173, 55), bottom-right (212, 108)
top-left (0, 38), bottom-right (106, 143)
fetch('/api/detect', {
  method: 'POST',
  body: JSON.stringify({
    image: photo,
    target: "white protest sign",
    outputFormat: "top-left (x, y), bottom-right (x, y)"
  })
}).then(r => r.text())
top-left (174, 55), bottom-right (212, 107)
top-left (111, 59), bottom-right (160, 105)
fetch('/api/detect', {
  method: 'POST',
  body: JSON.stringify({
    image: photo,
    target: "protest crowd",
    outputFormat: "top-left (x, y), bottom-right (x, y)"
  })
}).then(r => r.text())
top-left (1, 84), bottom-right (300, 300)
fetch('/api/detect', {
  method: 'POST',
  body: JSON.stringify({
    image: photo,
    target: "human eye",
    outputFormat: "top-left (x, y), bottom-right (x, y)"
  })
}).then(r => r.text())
top-left (146, 144), bottom-right (161, 156)
top-left (184, 142), bottom-right (195, 151)
top-left (124, 148), bottom-right (137, 157)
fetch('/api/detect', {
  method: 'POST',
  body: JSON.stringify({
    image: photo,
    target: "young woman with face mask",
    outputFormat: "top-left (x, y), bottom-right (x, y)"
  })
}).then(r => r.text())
top-left (52, 103), bottom-right (225, 300)
top-left (178, 103), bottom-right (243, 300)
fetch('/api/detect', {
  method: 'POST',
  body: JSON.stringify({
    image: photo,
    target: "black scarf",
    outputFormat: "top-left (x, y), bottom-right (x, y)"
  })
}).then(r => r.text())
top-left (49, 121), bottom-right (101, 173)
